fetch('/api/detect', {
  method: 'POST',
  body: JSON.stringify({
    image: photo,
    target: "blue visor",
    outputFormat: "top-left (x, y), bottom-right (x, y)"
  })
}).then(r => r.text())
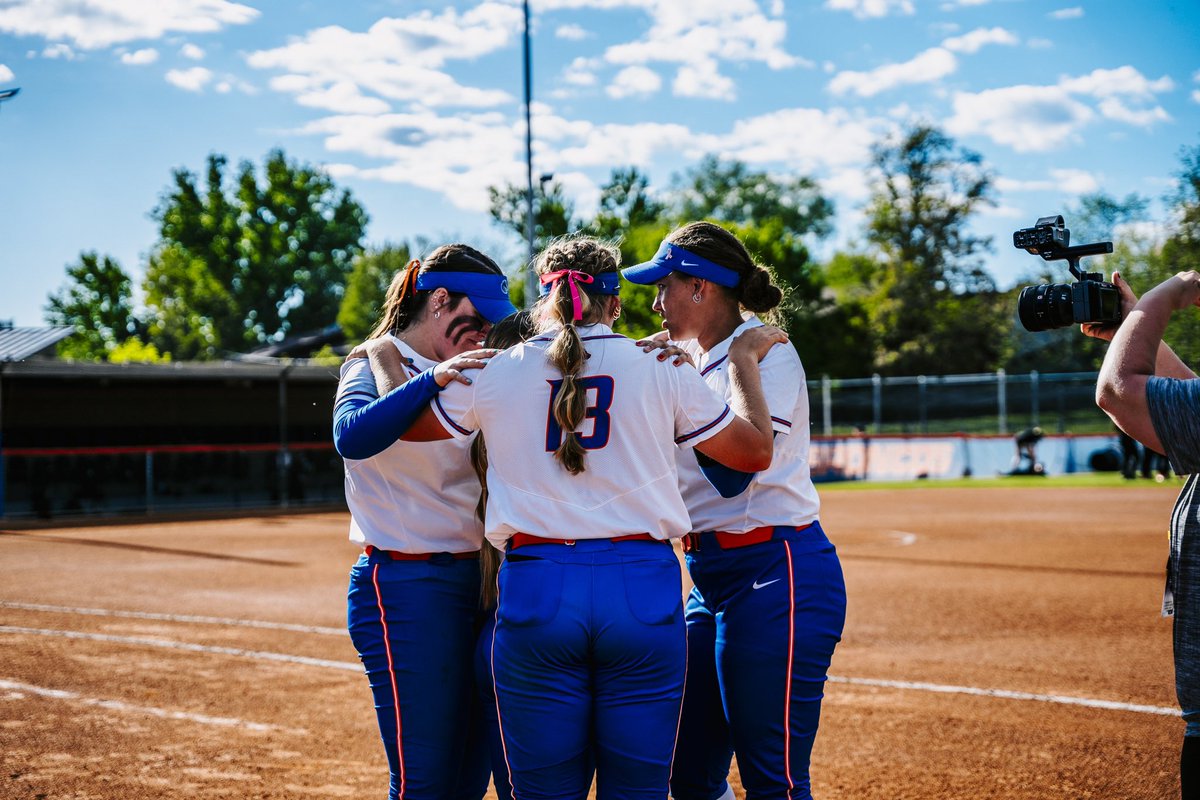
top-left (621, 242), bottom-right (740, 288)
top-left (537, 270), bottom-right (622, 297)
top-left (416, 271), bottom-right (518, 324)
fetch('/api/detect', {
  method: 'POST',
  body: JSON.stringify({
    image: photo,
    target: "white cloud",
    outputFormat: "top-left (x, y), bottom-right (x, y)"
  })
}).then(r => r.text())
top-left (165, 66), bottom-right (212, 92)
top-left (0, 0), bottom-right (258, 49)
top-left (1059, 66), bottom-right (1173, 99)
top-left (673, 61), bottom-right (736, 101)
top-left (180, 43), bottom-right (205, 60)
top-left (1049, 7), bottom-right (1083, 20)
top-left (980, 204), bottom-right (1025, 220)
top-left (1097, 97), bottom-right (1171, 127)
top-left (941, 27), bottom-right (1018, 54)
top-left (996, 169), bottom-right (1099, 195)
top-left (214, 75), bottom-right (256, 94)
top-left (946, 65), bottom-right (1174, 152)
top-left (946, 84), bottom-right (1095, 151)
top-left (1193, 89), bottom-right (1200, 105)
top-left (0, 64), bottom-right (13, 83)
top-left (121, 48), bottom-right (159, 65)
top-left (606, 65), bottom-right (661, 99)
top-left (555, 23), bottom-right (589, 40)
top-left (825, 0), bottom-right (914, 19)
top-left (715, 107), bottom-right (886, 174)
top-left (42, 43), bottom-right (76, 59)
top-left (828, 47), bottom-right (957, 97)
top-left (562, 56), bottom-right (600, 87)
top-left (940, 0), bottom-right (993, 7)
top-left (247, 6), bottom-right (522, 114)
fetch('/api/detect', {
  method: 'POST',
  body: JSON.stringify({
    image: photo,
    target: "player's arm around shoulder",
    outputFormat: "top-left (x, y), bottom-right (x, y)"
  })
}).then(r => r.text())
top-left (692, 326), bottom-right (788, 472)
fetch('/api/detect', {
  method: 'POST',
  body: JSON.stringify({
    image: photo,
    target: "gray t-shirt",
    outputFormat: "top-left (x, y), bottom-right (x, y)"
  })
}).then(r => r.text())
top-left (1147, 376), bottom-right (1200, 618)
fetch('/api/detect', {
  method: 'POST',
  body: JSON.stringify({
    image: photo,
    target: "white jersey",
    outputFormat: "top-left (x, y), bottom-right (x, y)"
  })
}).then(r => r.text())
top-left (677, 316), bottom-right (821, 533)
top-left (336, 336), bottom-right (483, 554)
top-left (431, 323), bottom-right (733, 549)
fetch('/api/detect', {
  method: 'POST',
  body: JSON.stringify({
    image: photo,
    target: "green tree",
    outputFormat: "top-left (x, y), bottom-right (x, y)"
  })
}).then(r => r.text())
top-left (673, 155), bottom-right (834, 239)
top-left (144, 150), bottom-right (368, 358)
top-left (1146, 139), bottom-right (1200, 367)
top-left (591, 167), bottom-right (666, 238)
top-left (338, 243), bottom-right (413, 342)
top-left (862, 124), bottom-right (1003, 374)
top-left (45, 252), bottom-right (139, 360)
top-left (488, 178), bottom-right (577, 253)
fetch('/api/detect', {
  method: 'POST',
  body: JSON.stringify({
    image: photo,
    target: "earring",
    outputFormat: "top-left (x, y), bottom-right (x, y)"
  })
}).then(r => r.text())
top-left (613, 307), bottom-right (622, 319)
top-left (692, 294), bottom-right (701, 303)
top-left (434, 310), bottom-right (441, 319)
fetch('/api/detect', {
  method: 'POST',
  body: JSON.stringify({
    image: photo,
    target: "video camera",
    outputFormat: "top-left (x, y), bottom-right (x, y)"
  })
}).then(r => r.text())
top-left (1015, 215), bottom-right (1119, 332)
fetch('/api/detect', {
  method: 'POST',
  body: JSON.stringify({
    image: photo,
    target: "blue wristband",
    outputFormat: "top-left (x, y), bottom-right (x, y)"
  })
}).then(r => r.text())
top-left (333, 368), bottom-right (441, 460)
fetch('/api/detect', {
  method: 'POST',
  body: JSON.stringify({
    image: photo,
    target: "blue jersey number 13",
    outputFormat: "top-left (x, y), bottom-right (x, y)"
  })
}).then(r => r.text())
top-left (545, 375), bottom-right (615, 452)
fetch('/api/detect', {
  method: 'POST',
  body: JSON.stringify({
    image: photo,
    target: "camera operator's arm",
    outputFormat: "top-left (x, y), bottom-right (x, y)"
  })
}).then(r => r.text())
top-left (1096, 271), bottom-right (1200, 453)
top-left (1082, 271), bottom-right (1197, 380)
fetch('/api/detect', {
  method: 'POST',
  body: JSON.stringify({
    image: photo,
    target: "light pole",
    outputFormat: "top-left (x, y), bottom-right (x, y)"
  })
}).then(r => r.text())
top-left (522, 1), bottom-right (537, 308)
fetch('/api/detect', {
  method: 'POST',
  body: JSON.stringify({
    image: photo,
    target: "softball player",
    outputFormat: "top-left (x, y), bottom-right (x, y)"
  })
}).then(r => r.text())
top-left (623, 221), bottom-right (847, 800)
top-left (332, 243), bottom-right (516, 800)
top-left (398, 235), bottom-right (785, 800)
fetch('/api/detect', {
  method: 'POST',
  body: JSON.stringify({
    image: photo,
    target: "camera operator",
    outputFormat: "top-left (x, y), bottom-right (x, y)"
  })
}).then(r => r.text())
top-left (1084, 269), bottom-right (1200, 798)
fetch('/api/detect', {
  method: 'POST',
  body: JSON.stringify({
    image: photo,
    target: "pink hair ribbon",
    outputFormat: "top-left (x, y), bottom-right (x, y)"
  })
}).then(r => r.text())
top-left (540, 269), bottom-right (594, 322)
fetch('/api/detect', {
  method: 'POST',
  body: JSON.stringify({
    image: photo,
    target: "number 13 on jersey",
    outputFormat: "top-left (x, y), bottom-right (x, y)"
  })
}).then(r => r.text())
top-left (545, 375), bottom-right (615, 452)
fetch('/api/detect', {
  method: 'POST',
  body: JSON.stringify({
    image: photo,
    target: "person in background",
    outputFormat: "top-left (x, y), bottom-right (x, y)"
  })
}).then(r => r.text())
top-left (1086, 269), bottom-right (1200, 799)
top-left (623, 221), bottom-right (846, 800)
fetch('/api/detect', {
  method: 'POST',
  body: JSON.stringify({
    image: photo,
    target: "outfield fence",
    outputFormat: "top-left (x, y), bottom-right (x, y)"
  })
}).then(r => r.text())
top-left (808, 370), bottom-right (1106, 436)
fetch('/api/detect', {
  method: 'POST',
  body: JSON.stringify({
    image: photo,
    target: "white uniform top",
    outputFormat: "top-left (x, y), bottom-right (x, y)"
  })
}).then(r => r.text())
top-left (336, 336), bottom-right (483, 554)
top-left (430, 323), bottom-right (734, 549)
top-left (677, 316), bottom-right (821, 533)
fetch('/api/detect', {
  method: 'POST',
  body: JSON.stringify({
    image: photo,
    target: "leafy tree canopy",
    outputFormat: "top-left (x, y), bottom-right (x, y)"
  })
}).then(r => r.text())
top-left (45, 252), bottom-right (139, 360)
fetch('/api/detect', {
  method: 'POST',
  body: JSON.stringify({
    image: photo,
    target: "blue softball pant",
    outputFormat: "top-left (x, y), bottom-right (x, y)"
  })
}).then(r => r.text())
top-left (347, 550), bottom-right (491, 800)
top-left (491, 538), bottom-right (686, 800)
top-left (671, 522), bottom-right (847, 800)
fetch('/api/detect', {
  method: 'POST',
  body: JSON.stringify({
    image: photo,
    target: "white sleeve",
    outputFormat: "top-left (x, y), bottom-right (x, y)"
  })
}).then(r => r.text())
top-left (430, 378), bottom-right (480, 440)
top-left (760, 344), bottom-right (804, 436)
top-left (672, 364), bottom-right (735, 449)
top-left (335, 358), bottom-right (379, 404)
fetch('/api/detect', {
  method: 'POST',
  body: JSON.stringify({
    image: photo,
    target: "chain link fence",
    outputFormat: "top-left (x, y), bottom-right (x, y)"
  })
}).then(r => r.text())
top-left (808, 371), bottom-right (1109, 437)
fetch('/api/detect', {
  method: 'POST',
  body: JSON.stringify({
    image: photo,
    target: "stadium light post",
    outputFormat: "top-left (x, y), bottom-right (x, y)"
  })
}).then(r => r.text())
top-left (522, 0), bottom-right (537, 309)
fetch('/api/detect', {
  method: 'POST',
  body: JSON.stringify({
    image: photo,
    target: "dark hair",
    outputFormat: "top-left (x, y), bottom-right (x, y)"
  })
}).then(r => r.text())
top-left (534, 235), bottom-right (621, 475)
top-left (667, 221), bottom-right (783, 314)
top-left (472, 309), bottom-right (536, 610)
top-left (370, 243), bottom-right (502, 339)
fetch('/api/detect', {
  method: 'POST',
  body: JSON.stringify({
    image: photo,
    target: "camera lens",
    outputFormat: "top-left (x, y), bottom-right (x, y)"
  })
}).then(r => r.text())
top-left (1017, 283), bottom-right (1075, 332)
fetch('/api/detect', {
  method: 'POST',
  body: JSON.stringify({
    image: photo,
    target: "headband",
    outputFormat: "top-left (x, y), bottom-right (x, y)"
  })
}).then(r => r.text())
top-left (620, 241), bottom-right (740, 288)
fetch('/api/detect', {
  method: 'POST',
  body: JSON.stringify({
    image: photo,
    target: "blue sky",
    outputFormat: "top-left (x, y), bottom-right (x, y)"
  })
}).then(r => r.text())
top-left (1, 0), bottom-right (1197, 327)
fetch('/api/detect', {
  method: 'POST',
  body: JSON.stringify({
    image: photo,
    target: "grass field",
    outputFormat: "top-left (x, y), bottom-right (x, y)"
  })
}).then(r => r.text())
top-left (0, 483), bottom-right (1184, 799)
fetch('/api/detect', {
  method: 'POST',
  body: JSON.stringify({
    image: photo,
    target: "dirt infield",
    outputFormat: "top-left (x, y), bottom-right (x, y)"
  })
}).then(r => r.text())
top-left (0, 483), bottom-right (1182, 799)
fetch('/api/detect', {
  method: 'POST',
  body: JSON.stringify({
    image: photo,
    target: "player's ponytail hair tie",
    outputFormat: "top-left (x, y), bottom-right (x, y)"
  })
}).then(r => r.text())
top-left (397, 259), bottom-right (422, 302)
top-left (540, 269), bottom-right (594, 322)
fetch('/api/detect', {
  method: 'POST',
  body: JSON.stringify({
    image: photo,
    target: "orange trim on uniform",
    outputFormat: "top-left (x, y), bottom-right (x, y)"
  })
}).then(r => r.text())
top-left (371, 564), bottom-right (406, 798)
top-left (507, 532), bottom-right (659, 550)
top-left (364, 545), bottom-right (480, 561)
top-left (783, 539), bottom-right (797, 794)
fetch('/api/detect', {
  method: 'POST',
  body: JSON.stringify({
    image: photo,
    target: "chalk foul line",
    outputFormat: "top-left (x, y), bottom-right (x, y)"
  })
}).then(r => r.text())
top-left (0, 601), bottom-right (347, 636)
top-left (827, 675), bottom-right (1176, 716)
top-left (0, 678), bottom-right (306, 733)
top-left (0, 622), bottom-right (1176, 719)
